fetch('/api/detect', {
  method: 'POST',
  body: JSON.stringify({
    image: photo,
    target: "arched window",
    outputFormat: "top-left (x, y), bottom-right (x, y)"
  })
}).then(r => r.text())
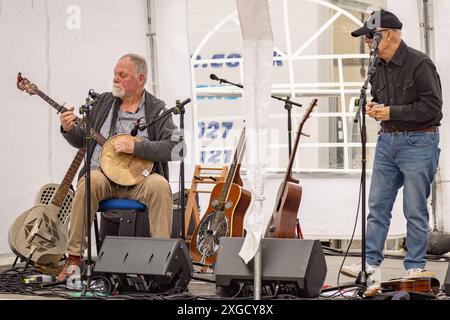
top-left (189, 0), bottom-right (385, 173)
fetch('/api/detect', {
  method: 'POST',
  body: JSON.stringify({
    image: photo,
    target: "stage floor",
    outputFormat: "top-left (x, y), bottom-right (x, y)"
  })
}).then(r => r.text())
top-left (0, 252), bottom-right (449, 300)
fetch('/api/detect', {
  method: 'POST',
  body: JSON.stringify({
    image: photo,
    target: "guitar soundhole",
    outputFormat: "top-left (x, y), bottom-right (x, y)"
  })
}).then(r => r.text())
top-left (196, 211), bottom-right (229, 260)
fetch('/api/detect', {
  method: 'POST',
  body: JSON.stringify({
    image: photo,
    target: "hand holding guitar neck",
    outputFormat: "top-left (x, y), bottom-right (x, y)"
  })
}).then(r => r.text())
top-left (60, 107), bottom-right (77, 133)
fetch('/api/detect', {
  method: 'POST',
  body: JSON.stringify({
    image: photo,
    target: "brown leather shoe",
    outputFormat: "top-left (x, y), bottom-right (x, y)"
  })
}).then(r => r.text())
top-left (56, 255), bottom-right (84, 282)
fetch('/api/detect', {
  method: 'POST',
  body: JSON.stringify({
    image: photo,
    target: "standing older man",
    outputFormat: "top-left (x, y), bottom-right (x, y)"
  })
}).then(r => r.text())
top-left (57, 53), bottom-right (181, 281)
top-left (341, 10), bottom-right (442, 283)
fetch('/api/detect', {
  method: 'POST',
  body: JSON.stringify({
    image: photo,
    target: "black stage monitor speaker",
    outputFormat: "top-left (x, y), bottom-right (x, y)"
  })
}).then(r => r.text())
top-left (445, 261), bottom-right (450, 296)
top-left (94, 236), bottom-right (193, 293)
top-left (215, 237), bottom-right (327, 298)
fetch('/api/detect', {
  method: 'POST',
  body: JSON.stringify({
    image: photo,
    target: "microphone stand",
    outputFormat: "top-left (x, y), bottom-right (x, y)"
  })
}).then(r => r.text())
top-left (174, 100), bottom-right (186, 240)
top-left (270, 96), bottom-right (302, 157)
top-left (78, 94), bottom-right (98, 296)
top-left (211, 75), bottom-right (302, 155)
top-left (134, 99), bottom-right (191, 241)
top-left (321, 48), bottom-right (379, 296)
top-left (352, 48), bottom-right (378, 288)
top-left (212, 75), bottom-right (303, 238)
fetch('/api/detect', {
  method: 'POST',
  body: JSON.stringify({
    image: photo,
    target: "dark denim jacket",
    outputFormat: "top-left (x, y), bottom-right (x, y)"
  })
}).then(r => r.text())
top-left (370, 40), bottom-right (443, 131)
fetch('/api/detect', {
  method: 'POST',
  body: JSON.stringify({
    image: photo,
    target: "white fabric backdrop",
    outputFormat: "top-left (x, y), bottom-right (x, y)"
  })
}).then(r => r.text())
top-left (433, 0), bottom-right (450, 232)
top-left (0, 0), bottom-right (181, 254)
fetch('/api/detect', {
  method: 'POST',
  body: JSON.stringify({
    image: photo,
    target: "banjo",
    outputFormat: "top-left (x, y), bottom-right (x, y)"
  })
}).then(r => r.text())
top-left (16, 73), bottom-right (153, 186)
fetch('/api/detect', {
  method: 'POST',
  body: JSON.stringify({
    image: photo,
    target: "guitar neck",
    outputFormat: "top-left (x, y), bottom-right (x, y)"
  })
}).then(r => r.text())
top-left (51, 148), bottom-right (85, 207)
top-left (35, 89), bottom-right (107, 146)
top-left (281, 98), bottom-right (318, 187)
top-left (219, 129), bottom-right (246, 203)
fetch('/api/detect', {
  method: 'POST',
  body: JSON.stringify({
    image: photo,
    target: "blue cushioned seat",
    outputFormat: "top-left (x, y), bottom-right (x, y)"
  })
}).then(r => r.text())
top-left (98, 198), bottom-right (147, 211)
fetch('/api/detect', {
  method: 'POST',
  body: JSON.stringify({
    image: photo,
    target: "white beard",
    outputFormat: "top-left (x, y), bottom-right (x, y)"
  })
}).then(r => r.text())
top-left (112, 86), bottom-right (125, 98)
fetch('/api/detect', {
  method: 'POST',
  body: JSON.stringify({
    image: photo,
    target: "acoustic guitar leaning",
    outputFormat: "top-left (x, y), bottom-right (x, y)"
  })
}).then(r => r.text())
top-left (265, 98), bottom-right (318, 238)
top-left (16, 73), bottom-right (153, 187)
top-left (8, 149), bottom-right (85, 267)
top-left (189, 127), bottom-right (251, 266)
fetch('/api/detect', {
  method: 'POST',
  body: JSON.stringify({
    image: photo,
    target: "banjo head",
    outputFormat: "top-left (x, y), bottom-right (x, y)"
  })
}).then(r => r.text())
top-left (100, 134), bottom-right (154, 186)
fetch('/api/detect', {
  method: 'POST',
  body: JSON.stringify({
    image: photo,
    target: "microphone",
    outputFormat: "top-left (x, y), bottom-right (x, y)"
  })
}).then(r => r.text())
top-left (210, 73), bottom-right (243, 88)
top-left (88, 89), bottom-right (101, 100)
top-left (370, 32), bottom-right (382, 55)
top-left (176, 98), bottom-right (191, 108)
top-left (210, 73), bottom-right (220, 81)
top-left (130, 119), bottom-right (141, 136)
top-left (174, 98), bottom-right (192, 115)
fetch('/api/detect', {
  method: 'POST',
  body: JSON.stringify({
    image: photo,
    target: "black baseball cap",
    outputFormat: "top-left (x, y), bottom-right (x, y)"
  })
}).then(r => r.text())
top-left (351, 9), bottom-right (402, 37)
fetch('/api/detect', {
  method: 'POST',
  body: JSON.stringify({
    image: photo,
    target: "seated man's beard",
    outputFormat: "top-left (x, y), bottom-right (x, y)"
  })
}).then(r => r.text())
top-left (112, 85), bottom-right (125, 97)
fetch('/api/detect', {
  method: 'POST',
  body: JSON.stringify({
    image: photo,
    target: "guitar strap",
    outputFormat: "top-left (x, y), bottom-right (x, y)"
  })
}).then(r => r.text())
top-left (108, 97), bottom-right (122, 138)
top-left (152, 122), bottom-right (165, 179)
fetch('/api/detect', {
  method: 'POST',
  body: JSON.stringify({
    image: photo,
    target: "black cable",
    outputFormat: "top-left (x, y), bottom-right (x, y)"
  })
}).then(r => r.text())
top-left (319, 170), bottom-right (365, 300)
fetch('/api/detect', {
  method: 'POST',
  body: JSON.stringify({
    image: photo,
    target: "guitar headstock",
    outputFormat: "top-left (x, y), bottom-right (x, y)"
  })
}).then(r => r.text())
top-left (302, 98), bottom-right (318, 121)
top-left (296, 98), bottom-right (318, 138)
top-left (17, 72), bottom-right (39, 96)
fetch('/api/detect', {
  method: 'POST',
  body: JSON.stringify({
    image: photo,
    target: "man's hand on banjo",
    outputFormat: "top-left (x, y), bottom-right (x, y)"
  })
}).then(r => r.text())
top-left (113, 137), bottom-right (135, 154)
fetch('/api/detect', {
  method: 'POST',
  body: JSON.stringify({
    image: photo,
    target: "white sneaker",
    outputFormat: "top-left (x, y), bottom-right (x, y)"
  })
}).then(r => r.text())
top-left (405, 268), bottom-right (435, 278)
top-left (368, 266), bottom-right (381, 288)
top-left (341, 262), bottom-right (379, 278)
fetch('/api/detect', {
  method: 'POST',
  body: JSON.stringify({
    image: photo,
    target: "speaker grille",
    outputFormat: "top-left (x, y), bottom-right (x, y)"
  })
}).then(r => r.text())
top-left (215, 237), bottom-right (327, 298)
top-left (94, 236), bottom-right (193, 293)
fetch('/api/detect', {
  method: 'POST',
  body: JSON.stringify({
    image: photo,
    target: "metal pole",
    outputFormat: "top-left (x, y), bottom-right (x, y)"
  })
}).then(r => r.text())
top-left (254, 242), bottom-right (262, 300)
top-left (422, 0), bottom-right (438, 224)
top-left (146, 0), bottom-right (159, 96)
top-left (423, 0), bottom-right (431, 56)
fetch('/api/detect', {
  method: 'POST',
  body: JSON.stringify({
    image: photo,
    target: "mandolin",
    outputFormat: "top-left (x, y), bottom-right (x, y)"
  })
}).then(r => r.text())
top-left (363, 277), bottom-right (440, 298)
top-left (189, 127), bottom-right (251, 266)
top-left (382, 277), bottom-right (438, 295)
top-left (16, 73), bottom-right (153, 186)
top-left (265, 98), bottom-right (318, 238)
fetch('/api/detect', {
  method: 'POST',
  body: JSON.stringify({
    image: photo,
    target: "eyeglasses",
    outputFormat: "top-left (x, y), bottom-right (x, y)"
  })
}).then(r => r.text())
top-left (366, 28), bottom-right (390, 39)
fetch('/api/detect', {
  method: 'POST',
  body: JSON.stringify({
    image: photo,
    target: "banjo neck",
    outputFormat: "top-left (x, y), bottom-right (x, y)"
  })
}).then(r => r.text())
top-left (16, 73), bottom-right (150, 187)
top-left (35, 89), bottom-right (107, 146)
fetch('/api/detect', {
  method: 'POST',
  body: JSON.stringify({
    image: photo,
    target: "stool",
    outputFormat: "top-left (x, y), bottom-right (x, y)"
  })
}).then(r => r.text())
top-left (96, 199), bottom-right (150, 251)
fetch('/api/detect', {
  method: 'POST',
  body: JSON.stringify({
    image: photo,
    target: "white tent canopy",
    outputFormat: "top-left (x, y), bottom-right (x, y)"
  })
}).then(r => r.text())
top-left (0, 0), bottom-right (448, 256)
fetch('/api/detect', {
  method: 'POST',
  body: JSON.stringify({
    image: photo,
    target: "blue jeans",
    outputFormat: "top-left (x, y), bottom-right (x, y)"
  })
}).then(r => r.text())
top-left (366, 131), bottom-right (440, 270)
